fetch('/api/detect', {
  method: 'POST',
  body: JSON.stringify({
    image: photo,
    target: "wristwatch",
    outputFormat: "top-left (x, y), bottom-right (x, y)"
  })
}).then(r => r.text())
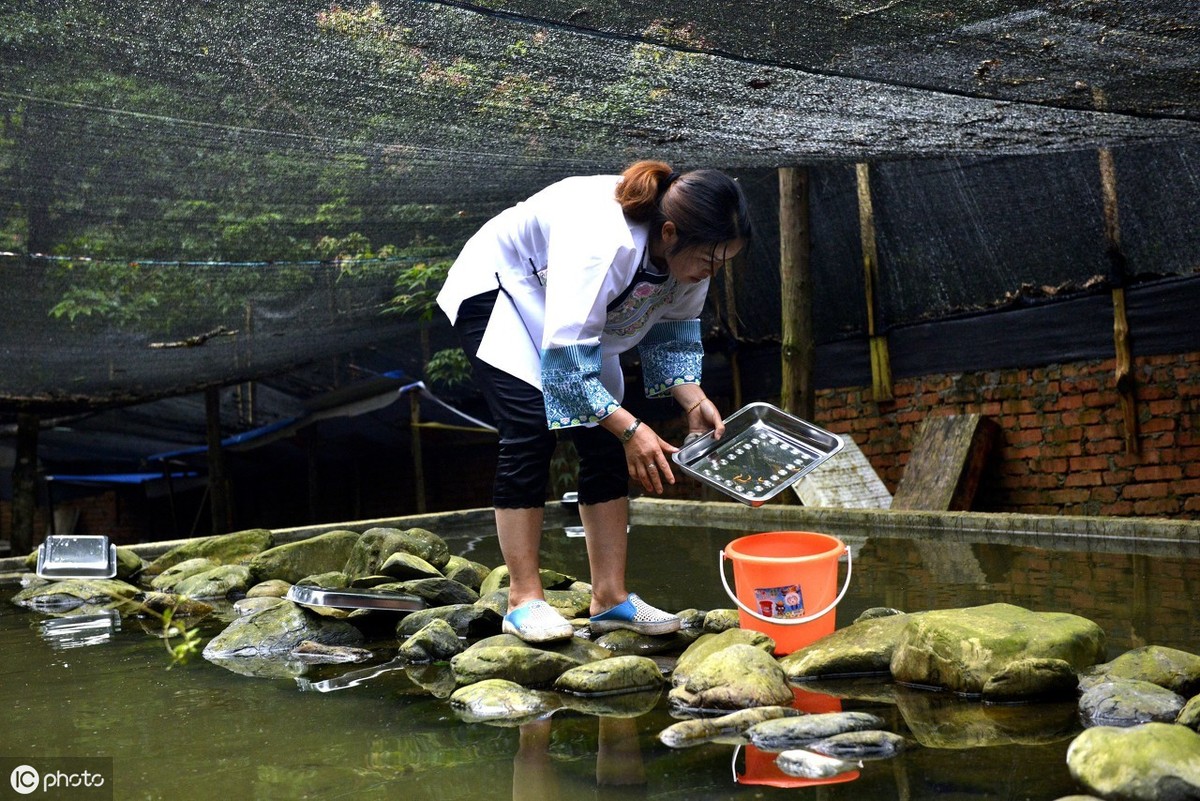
top-left (620, 419), bottom-right (642, 442)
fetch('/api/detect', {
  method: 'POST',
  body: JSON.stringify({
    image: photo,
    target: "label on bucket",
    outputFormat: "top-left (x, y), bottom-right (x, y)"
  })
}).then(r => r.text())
top-left (753, 584), bottom-right (804, 618)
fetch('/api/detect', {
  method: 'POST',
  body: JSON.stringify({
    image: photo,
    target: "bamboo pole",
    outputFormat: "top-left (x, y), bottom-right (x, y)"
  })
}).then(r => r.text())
top-left (779, 166), bottom-right (814, 419)
top-left (856, 163), bottom-right (893, 402)
top-left (1097, 158), bottom-right (1138, 455)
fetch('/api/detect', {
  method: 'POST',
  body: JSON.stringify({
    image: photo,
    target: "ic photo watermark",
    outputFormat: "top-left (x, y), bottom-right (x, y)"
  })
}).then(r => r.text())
top-left (1, 758), bottom-right (112, 800)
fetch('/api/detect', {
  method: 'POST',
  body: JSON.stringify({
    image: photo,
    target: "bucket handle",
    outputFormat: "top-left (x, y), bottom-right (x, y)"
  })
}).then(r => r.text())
top-left (718, 545), bottom-right (852, 626)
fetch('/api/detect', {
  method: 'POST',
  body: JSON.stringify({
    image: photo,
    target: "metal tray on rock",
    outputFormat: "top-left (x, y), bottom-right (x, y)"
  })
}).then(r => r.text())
top-left (286, 584), bottom-right (426, 612)
top-left (671, 402), bottom-right (844, 507)
top-left (36, 535), bottom-right (118, 579)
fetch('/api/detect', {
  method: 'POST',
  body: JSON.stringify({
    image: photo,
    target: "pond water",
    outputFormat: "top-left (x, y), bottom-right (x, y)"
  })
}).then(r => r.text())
top-left (2, 518), bottom-right (1197, 800)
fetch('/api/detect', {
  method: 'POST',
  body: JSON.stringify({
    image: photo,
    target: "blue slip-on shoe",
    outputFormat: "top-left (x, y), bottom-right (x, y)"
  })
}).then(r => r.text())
top-left (502, 599), bottom-right (575, 643)
top-left (589, 593), bottom-right (681, 636)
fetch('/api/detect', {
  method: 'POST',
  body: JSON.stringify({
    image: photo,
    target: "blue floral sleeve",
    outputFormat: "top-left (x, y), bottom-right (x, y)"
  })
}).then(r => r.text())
top-left (639, 319), bottom-right (703, 397)
top-left (541, 343), bottom-right (620, 428)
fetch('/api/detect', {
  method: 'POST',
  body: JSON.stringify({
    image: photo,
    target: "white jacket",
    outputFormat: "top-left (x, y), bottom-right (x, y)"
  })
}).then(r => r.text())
top-left (437, 174), bottom-right (708, 428)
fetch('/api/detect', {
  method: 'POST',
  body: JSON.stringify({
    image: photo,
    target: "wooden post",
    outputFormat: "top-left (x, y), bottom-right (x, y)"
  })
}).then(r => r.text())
top-left (11, 412), bottom-right (39, 555)
top-left (779, 166), bottom-right (814, 419)
top-left (856, 163), bottom-right (893, 402)
top-left (1098, 146), bottom-right (1139, 456)
top-left (410, 389), bottom-right (427, 513)
top-left (205, 387), bottom-right (231, 534)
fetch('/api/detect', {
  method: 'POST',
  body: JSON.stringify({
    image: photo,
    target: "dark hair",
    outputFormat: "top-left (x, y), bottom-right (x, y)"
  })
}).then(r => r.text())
top-left (615, 160), bottom-right (753, 257)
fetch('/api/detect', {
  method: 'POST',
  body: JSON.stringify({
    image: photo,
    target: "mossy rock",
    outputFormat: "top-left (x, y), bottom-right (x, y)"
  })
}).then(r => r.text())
top-left (143, 528), bottom-right (274, 576)
top-left (781, 612), bottom-right (916, 681)
top-left (172, 564), bottom-right (253, 600)
top-left (202, 599), bottom-right (363, 658)
top-left (343, 527), bottom-right (450, 577)
top-left (149, 557), bottom-right (221, 592)
top-left (11, 578), bottom-right (141, 612)
top-left (889, 603), bottom-right (1105, 695)
top-left (1067, 723), bottom-right (1200, 800)
top-left (478, 565), bottom-right (578, 597)
top-left (451, 644), bottom-right (581, 688)
top-left (249, 530), bottom-right (361, 584)
top-left (554, 655), bottom-right (664, 696)
top-left (673, 628), bottom-right (776, 687)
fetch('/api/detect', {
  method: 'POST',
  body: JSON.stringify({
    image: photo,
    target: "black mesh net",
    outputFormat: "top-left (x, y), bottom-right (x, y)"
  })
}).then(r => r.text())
top-left (1, 0), bottom-right (1197, 416)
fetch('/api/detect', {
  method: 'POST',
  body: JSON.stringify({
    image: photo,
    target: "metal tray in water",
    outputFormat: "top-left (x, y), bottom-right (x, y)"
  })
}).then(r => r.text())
top-left (672, 402), bottom-right (844, 507)
top-left (36, 535), bottom-right (118, 579)
top-left (286, 584), bottom-right (426, 612)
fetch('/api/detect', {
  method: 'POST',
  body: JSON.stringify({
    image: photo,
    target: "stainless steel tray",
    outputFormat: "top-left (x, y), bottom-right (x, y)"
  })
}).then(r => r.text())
top-left (286, 584), bottom-right (426, 612)
top-left (36, 535), bottom-right (118, 579)
top-left (671, 402), bottom-right (844, 507)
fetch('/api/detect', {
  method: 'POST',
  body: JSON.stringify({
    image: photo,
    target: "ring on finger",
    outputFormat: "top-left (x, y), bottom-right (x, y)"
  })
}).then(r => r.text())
top-left (647, 464), bottom-right (657, 471)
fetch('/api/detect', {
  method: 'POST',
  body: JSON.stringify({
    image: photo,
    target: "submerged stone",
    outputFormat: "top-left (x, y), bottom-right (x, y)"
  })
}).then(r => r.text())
top-left (142, 528), bottom-right (274, 577)
top-left (449, 678), bottom-right (559, 725)
top-left (290, 640), bottom-right (374, 663)
top-left (889, 603), bottom-right (1105, 695)
top-left (775, 749), bottom-right (860, 780)
top-left (561, 688), bottom-right (663, 718)
top-left (553, 655), bottom-right (664, 696)
top-left (807, 730), bottom-right (909, 760)
top-left (202, 599), bottom-right (363, 658)
top-left (12, 578), bottom-right (141, 612)
top-left (249, 531), bottom-right (361, 584)
top-left (658, 706), bottom-right (802, 748)
top-left (1079, 679), bottom-right (1185, 727)
top-left (1067, 723), bottom-right (1200, 801)
top-left (896, 686), bottom-right (1081, 749)
top-left (747, 712), bottom-right (887, 751)
top-left (668, 643), bottom-right (794, 711)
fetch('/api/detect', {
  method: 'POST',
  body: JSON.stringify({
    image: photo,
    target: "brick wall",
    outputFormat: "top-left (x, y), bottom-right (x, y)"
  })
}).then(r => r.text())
top-left (814, 351), bottom-right (1200, 519)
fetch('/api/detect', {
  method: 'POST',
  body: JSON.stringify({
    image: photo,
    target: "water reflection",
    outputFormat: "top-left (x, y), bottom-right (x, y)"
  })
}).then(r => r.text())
top-left (36, 609), bottom-right (121, 649)
top-left (513, 716), bottom-right (646, 801)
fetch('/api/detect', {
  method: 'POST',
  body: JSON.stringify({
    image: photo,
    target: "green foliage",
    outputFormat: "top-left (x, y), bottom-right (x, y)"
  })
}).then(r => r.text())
top-left (424, 347), bottom-right (471, 388)
top-left (384, 258), bottom-right (452, 322)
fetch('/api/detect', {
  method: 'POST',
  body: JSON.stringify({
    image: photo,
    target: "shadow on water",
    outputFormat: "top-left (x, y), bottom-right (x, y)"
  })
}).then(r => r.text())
top-left (1, 516), bottom-right (1197, 800)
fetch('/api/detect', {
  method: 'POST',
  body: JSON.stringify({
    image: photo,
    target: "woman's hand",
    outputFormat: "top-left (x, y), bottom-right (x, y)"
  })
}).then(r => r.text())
top-left (685, 396), bottom-right (725, 441)
top-left (623, 423), bottom-right (678, 494)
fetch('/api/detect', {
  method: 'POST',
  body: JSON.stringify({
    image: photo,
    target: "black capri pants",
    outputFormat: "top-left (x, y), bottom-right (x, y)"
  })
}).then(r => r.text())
top-left (454, 290), bottom-right (629, 509)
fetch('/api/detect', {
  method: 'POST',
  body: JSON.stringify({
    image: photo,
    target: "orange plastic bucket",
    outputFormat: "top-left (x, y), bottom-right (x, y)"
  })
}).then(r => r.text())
top-left (733, 744), bottom-right (860, 789)
top-left (719, 531), bottom-right (851, 655)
